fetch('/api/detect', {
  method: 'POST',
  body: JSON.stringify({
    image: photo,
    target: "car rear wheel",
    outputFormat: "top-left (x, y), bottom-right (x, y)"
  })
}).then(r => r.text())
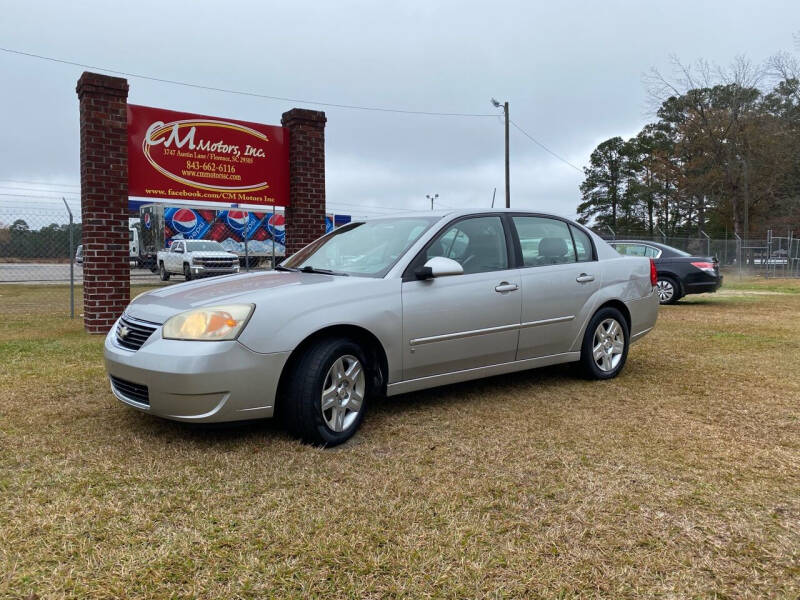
top-left (283, 338), bottom-right (368, 446)
top-left (158, 262), bottom-right (170, 281)
top-left (183, 263), bottom-right (193, 281)
top-left (656, 276), bottom-right (679, 305)
top-left (580, 307), bottom-right (629, 380)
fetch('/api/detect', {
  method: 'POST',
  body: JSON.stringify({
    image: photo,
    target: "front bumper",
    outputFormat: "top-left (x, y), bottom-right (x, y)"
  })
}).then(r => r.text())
top-left (191, 264), bottom-right (240, 276)
top-left (104, 319), bottom-right (290, 422)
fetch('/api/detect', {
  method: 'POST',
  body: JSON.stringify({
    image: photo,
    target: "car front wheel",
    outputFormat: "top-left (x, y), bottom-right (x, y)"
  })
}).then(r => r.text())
top-left (580, 307), bottom-right (629, 380)
top-left (183, 263), bottom-right (193, 281)
top-left (283, 338), bottom-right (368, 446)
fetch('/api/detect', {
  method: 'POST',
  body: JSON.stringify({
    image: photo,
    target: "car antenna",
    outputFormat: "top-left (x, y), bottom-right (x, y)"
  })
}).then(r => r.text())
top-left (490, 187), bottom-right (497, 208)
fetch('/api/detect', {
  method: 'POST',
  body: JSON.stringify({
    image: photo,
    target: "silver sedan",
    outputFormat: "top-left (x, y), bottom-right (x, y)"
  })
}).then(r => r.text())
top-left (105, 209), bottom-right (658, 445)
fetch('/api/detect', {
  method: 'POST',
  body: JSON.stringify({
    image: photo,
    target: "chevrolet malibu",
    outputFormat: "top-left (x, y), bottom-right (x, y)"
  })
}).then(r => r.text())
top-left (105, 210), bottom-right (658, 445)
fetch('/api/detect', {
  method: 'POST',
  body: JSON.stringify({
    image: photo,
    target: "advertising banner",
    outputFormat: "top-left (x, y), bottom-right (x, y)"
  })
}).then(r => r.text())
top-left (127, 104), bottom-right (289, 206)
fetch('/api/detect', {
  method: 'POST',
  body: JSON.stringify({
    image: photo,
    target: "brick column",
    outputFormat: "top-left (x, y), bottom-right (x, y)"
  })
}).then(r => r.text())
top-left (281, 109), bottom-right (327, 255)
top-left (76, 72), bottom-right (130, 334)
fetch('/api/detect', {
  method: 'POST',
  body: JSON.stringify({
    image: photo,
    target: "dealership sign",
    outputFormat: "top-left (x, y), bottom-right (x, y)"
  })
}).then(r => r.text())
top-left (127, 105), bottom-right (289, 206)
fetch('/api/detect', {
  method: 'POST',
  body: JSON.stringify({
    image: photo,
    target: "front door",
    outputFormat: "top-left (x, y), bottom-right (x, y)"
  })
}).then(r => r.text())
top-left (401, 215), bottom-right (522, 381)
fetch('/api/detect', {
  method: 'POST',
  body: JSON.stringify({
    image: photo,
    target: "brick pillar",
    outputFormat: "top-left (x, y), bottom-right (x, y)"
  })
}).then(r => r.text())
top-left (76, 72), bottom-right (130, 334)
top-left (281, 109), bottom-right (327, 256)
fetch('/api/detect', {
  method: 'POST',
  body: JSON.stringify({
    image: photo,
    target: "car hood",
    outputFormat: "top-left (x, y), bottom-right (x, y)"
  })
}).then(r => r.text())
top-left (126, 271), bottom-right (361, 324)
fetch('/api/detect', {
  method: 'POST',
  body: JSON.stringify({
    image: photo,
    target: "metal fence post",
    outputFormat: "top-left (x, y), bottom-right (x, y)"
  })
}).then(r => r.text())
top-left (271, 205), bottom-right (276, 269)
top-left (700, 230), bottom-right (711, 258)
top-left (243, 210), bottom-right (250, 272)
top-left (62, 197), bottom-right (75, 319)
top-left (734, 233), bottom-right (742, 279)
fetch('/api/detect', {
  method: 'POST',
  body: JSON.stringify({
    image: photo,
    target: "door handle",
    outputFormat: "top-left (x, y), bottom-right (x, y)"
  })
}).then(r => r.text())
top-left (495, 282), bottom-right (519, 293)
top-left (576, 273), bottom-right (595, 283)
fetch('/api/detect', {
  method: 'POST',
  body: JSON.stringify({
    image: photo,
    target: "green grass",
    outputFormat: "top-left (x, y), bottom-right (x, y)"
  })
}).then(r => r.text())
top-left (722, 276), bottom-right (800, 294)
top-left (1, 280), bottom-right (799, 599)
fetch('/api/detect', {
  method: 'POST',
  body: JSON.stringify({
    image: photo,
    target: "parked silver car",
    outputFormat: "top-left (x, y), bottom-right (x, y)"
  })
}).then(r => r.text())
top-left (105, 210), bottom-right (658, 445)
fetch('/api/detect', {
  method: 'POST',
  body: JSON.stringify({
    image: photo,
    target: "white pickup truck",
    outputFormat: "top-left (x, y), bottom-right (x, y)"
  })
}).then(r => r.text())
top-left (157, 240), bottom-right (240, 281)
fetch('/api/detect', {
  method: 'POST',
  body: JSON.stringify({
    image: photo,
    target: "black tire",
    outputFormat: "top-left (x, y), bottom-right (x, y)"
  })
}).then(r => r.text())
top-left (579, 306), bottom-right (630, 380)
top-left (656, 275), bottom-right (680, 305)
top-left (282, 337), bottom-right (369, 446)
top-left (183, 263), bottom-right (193, 281)
top-left (158, 262), bottom-right (170, 281)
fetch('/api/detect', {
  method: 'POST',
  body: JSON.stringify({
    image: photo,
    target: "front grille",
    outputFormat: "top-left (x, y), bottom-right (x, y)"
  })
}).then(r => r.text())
top-left (196, 257), bottom-right (237, 267)
top-left (115, 316), bottom-right (157, 351)
top-left (110, 375), bottom-right (150, 405)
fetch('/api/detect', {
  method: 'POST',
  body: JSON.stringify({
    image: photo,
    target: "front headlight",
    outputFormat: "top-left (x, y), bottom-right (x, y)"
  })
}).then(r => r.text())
top-left (162, 304), bottom-right (254, 341)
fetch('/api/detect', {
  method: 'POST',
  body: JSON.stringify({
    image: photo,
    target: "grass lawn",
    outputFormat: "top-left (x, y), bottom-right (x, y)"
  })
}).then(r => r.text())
top-left (1, 280), bottom-right (799, 599)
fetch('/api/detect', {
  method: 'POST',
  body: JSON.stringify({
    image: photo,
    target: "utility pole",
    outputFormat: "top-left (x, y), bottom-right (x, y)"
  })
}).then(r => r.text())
top-left (426, 193), bottom-right (438, 211)
top-left (492, 98), bottom-right (510, 208)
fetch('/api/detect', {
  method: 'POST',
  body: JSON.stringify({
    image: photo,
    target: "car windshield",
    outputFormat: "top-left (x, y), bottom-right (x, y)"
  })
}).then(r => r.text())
top-left (282, 216), bottom-right (439, 277)
top-left (184, 241), bottom-right (226, 252)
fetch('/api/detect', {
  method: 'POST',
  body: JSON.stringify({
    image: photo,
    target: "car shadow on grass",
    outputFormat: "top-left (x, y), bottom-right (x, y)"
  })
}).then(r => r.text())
top-left (115, 362), bottom-right (584, 449)
top-left (371, 361), bottom-right (581, 416)
top-left (120, 409), bottom-right (295, 448)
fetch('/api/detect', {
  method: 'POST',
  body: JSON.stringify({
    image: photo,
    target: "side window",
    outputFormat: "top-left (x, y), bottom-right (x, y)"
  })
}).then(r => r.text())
top-left (172, 242), bottom-right (183, 253)
top-left (644, 246), bottom-right (660, 258)
top-left (427, 228), bottom-right (470, 262)
top-left (424, 216), bottom-right (508, 274)
top-left (569, 225), bottom-right (594, 262)
top-left (615, 243), bottom-right (646, 257)
top-left (512, 217), bottom-right (577, 266)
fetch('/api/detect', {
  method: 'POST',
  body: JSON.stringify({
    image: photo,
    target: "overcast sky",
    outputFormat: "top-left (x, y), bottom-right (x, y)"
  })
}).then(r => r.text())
top-left (1, 0), bottom-right (799, 220)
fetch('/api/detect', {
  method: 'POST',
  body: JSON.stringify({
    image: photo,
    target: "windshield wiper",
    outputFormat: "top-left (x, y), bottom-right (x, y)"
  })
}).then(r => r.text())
top-left (299, 266), bottom-right (349, 276)
top-left (274, 264), bottom-right (297, 272)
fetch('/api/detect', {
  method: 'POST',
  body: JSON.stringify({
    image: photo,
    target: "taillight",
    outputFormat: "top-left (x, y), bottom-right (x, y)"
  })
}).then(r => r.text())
top-left (649, 258), bottom-right (658, 286)
top-left (691, 261), bottom-right (716, 274)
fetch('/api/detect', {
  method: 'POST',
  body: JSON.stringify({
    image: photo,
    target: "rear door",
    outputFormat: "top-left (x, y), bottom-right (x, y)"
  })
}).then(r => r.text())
top-left (168, 241), bottom-right (183, 271)
top-left (401, 215), bottom-right (521, 381)
top-left (511, 217), bottom-right (600, 359)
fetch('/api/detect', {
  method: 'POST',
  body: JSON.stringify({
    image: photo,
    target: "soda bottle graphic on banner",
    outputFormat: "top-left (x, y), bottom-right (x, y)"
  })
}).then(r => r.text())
top-left (250, 212), bottom-right (271, 241)
top-left (208, 221), bottom-right (230, 242)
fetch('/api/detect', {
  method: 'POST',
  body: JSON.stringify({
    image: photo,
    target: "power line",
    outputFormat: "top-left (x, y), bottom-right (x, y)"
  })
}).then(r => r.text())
top-left (0, 185), bottom-right (81, 195)
top-left (0, 178), bottom-right (80, 188)
top-left (0, 192), bottom-right (79, 200)
top-left (509, 119), bottom-right (583, 173)
top-left (0, 46), bottom-right (497, 118)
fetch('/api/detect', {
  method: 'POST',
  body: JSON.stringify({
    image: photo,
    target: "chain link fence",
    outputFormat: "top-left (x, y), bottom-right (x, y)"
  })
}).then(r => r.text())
top-left (0, 203), bottom-right (82, 315)
top-left (593, 228), bottom-right (800, 277)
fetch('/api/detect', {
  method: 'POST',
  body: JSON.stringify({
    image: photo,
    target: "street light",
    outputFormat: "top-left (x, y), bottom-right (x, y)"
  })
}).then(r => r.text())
top-left (426, 193), bottom-right (439, 211)
top-left (492, 98), bottom-right (510, 208)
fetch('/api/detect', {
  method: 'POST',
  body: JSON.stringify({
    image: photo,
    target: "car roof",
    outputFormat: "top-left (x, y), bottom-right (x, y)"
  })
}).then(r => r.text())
top-left (611, 239), bottom-right (686, 256)
top-left (355, 208), bottom-right (582, 222)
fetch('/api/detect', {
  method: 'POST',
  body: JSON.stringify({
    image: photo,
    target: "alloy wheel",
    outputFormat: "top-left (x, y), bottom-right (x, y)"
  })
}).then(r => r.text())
top-left (592, 318), bottom-right (625, 372)
top-left (656, 279), bottom-right (674, 303)
top-left (321, 355), bottom-right (365, 433)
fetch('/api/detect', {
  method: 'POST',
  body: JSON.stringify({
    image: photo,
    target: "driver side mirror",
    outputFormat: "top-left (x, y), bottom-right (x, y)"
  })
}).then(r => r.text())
top-left (415, 256), bottom-right (464, 280)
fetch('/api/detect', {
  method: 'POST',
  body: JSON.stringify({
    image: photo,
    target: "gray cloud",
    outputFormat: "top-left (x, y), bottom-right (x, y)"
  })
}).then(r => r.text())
top-left (1, 0), bottom-right (798, 219)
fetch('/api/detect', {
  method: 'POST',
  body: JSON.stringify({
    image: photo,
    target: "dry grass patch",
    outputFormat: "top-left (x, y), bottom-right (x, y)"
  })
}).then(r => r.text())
top-left (1, 281), bottom-right (799, 598)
